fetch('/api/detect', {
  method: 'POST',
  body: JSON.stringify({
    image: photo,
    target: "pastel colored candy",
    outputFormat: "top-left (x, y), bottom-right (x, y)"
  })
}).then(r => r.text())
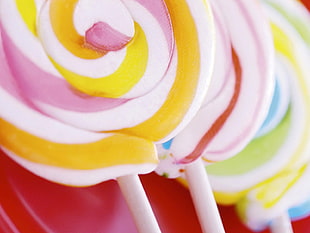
top-left (237, 164), bottom-right (310, 231)
top-left (156, 0), bottom-right (274, 178)
top-left (0, 0), bottom-right (215, 186)
top-left (206, 0), bottom-right (310, 230)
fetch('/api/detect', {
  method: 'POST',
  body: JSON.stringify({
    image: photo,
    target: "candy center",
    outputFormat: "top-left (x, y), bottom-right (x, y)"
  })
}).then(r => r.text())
top-left (74, 0), bottom-right (135, 53)
top-left (85, 22), bottom-right (132, 52)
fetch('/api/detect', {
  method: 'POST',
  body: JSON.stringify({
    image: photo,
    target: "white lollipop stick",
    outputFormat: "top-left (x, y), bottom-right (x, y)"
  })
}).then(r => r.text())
top-left (117, 175), bottom-right (162, 233)
top-left (185, 159), bottom-right (226, 233)
top-left (270, 212), bottom-right (294, 233)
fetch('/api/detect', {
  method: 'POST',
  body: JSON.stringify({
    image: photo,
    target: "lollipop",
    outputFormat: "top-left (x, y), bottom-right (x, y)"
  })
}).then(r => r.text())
top-left (156, 0), bottom-right (274, 232)
top-left (0, 0), bottom-right (215, 232)
top-left (206, 0), bottom-right (310, 231)
top-left (237, 163), bottom-right (310, 233)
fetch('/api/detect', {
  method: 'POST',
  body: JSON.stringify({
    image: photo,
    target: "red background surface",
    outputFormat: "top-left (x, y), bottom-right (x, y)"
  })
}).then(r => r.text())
top-left (0, 150), bottom-right (310, 233)
top-left (302, 0), bottom-right (310, 11)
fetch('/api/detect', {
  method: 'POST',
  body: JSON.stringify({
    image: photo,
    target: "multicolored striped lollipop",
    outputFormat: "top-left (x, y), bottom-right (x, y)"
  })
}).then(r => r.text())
top-left (207, 0), bottom-right (310, 231)
top-left (0, 0), bottom-right (214, 186)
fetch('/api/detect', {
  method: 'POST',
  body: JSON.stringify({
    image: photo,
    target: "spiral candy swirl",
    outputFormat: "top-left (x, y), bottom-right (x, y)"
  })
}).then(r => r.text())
top-left (0, 0), bottom-right (214, 186)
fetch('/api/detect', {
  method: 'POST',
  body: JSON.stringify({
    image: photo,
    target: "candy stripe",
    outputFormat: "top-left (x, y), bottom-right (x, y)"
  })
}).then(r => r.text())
top-left (0, 26), bottom-right (127, 112)
top-left (289, 198), bottom-right (310, 219)
top-left (39, 0), bottom-right (173, 99)
top-left (0, 118), bottom-right (157, 170)
top-left (42, 0), bottom-right (152, 98)
top-left (49, 0), bottom-right (105, 59)
top-left (269, 22), bottom-right (310, 167)
top-left (135, 0), bottom-right (173, 49)
top-left (207, 108), bottom-right (291, 176)
top-left (115, 0), bottom-right (206, 141)
top-left (0, 30), bottom-right (21, 99)
top-left (255, 165), bottom-right (307, 208)
top-left (255, 70), bottom-right (291, 137)
top-left (0, 0), bottom-right (61, 76)
top-left (266, 0), bottom-right (310, 46)
top-left (179, 48), bottom-right (241, 164)
top-left (238, 164), bottom-right (310, 231)
top-left (15, 0), bottom-right (37, 36)
top-left (0, 87), bottom-right (110, 144)
top-left (3, 148), bottom-right (157, 186)
top-left (202, 7), bottom-right (233, 107)
top-left (50, 23), bottom-right (148, 98)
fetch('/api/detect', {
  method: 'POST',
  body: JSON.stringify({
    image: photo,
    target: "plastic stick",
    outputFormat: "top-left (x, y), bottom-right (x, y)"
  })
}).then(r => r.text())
top-left (270, 212), bottom-right (294, 233)
top-left (117, 174), bottom-right (162, 233)
top-left (185, 159), bottom-right (226, 233)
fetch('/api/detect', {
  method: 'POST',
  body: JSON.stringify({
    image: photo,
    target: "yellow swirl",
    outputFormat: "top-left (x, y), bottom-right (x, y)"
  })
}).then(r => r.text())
top-left (15, 0), bottom-right (37, 36)
top-left (50, 0), bottom-right (103, 59)
top-left (48, 0), bottom-right (149, 98)
top-left (0, 118), bottom-right (157, 169)
top-left (116, 0), bottom-right (202, 141)
top-left (51, 23), bottom-right (148, 98)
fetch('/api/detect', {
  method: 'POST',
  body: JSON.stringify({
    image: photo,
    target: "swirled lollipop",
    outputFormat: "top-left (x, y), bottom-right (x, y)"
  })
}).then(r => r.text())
top-left (155, 0), bottom-right (274, 232)
top-left (206, 0), bottom-right (310, 231)
top-left (0, 0), bottom-right (215, 232)
top-left (0, 0), bottom-right (215, 187)
top-left (156, 0), bottom-right (274, 177)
